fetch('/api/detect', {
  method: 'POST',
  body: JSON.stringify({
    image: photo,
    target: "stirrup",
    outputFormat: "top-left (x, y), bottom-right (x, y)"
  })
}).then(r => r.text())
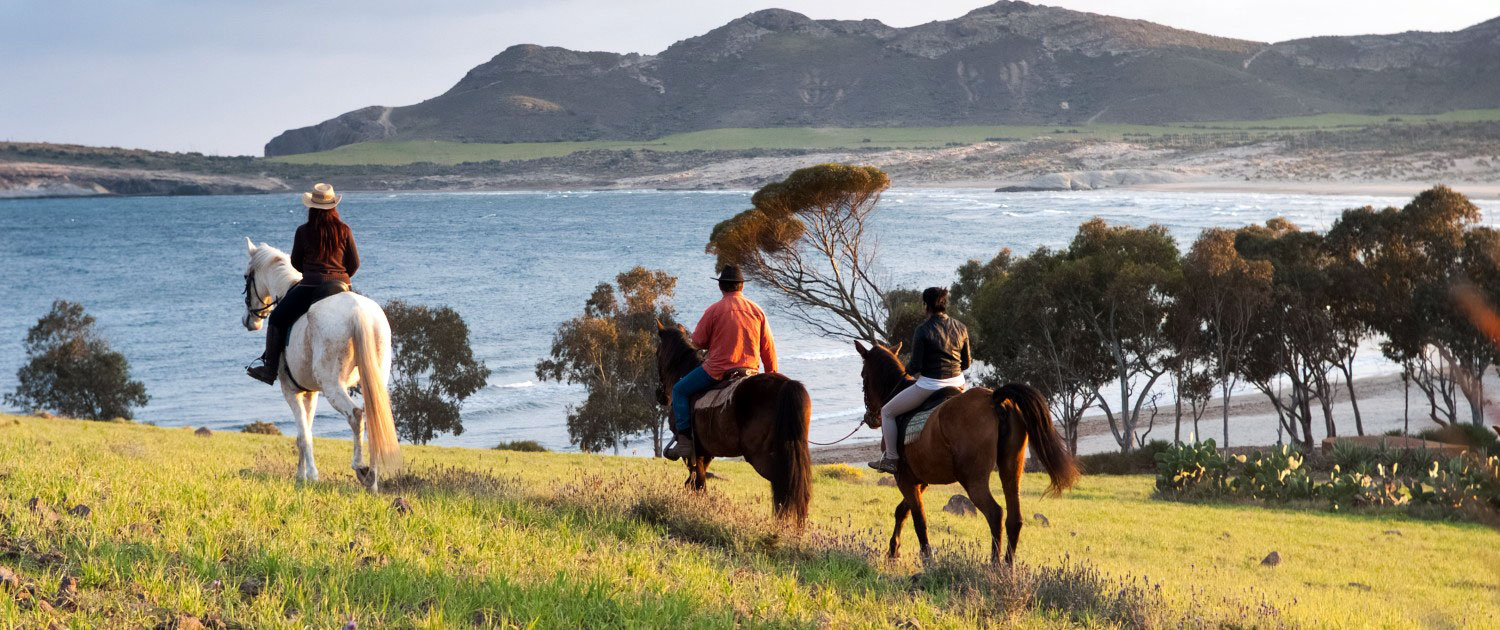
top-left (868, 456), bottom-right (899, 474)
top-left (246, 357), bottom-right (277, 385)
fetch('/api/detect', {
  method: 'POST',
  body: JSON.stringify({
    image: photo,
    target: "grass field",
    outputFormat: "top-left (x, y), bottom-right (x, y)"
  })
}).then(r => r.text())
top-left (268, 109), bottom-right (1500, 166)
top-left (2, 414), bottom-right (1497, 628)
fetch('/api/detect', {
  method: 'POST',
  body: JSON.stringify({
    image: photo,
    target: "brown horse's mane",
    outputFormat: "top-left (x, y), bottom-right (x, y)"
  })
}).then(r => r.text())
top-left (658, 325), bottom-right (702, 382)
top-left (864, 344), bottom-right (915, 401)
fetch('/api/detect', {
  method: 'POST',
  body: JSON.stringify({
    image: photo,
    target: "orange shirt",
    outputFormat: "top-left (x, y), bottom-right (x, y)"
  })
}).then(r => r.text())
top-left (692, 292), bottom-right (778, 379)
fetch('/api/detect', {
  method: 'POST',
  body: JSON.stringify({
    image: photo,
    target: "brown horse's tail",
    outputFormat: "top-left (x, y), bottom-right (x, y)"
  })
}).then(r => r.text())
top-left (770, 378), bottom-right (812, 527)
top-left (992, 383), bottom-right (1077, 498)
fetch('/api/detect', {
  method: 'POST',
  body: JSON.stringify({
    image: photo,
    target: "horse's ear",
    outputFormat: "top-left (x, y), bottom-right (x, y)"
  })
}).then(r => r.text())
top-left (245, 237), bottom-right (255, 255)
top-left (655, 320), bottom-right (665, 331)
top-left (854, 340), bottom-right (868, 356)
top-left (892, 341), bottom-right (903, 356)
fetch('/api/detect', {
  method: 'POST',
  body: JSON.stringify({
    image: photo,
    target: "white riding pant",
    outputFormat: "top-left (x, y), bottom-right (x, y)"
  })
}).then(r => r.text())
top-left (880, 375), bottom-right (964, 460)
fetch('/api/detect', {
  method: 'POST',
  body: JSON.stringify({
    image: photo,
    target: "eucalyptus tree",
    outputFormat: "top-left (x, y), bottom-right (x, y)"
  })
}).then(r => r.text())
top-left (1053, 219), bottom-right (1182, 452)
top-left (536, 267), bottom-right (678, 454)
top-left (1327, 187), bottom-right (1496, 426)
top-left (1234, 219), bottom-right (1344, 451)
top-left (1180, 228), bottom-right (1273, 446)
top-left (969, 247), bottom-right (1110, 454)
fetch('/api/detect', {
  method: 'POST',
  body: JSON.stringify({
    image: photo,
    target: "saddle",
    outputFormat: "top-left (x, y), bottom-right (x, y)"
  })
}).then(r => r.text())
top-left (692, 368), bottom-right (757, 412)
top-left (896, 386), bottom-right (964, 450)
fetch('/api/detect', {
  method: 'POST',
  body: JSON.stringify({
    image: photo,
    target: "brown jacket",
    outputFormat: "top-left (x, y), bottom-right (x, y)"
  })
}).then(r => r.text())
top-left (291, 222), bottom-right (359, 285)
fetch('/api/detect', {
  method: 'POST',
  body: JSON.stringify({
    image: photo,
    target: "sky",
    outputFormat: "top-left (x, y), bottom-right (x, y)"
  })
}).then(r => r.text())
top-left (2, 1), bottom-right (1497, 156)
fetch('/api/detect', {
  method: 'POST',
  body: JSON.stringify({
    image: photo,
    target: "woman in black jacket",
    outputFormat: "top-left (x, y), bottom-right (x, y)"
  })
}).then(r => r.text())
top-left (869, 287), bottom-right (971, 473)
top-left (247, 183), bottom-right (360, 385)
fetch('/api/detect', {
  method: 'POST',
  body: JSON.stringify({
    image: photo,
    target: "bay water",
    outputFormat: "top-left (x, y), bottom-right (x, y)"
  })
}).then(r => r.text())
top-left (2, 189), bottom-right (1489, 453)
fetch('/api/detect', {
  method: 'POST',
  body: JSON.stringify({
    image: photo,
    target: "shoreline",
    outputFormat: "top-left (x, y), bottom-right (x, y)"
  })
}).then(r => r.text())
top-left (6, 179), bottom-right (1500, 202)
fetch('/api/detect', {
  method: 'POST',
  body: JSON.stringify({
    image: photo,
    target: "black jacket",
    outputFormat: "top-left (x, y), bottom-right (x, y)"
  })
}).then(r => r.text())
top-left (906, 314), bottom-right (971, 380)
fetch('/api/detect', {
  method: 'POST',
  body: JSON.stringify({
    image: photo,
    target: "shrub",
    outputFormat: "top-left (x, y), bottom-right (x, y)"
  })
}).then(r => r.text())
top-left (1155, 439), bottom-right (1500, 519)
top-left (1420, 424), bottom-right (1500, 455)
top-left (5, 300), bottom-right (148, 420)
top-left (494, 439), bottom-right (547, 452)
top-left (817, 463), bottom-right (864, 482)
top-left (1078, 440), bottom-right (1171, 475)
top-left (242, 421), bottom-right (282, 435)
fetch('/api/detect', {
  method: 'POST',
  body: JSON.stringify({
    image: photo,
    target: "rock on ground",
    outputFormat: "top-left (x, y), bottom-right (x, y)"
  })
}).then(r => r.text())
top-left (943, 495), bottom-right (977, 516)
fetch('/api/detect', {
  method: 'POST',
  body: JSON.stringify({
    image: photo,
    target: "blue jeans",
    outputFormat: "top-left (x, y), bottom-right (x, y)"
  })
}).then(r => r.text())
top-left (671, 366), bottom-right (719, 433)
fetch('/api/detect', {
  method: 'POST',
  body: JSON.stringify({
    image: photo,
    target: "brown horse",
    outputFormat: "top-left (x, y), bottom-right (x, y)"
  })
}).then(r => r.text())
top-left (655, 322), bottom-right (813, 525)
top-left (854, 341), bottom-right (1078, 564)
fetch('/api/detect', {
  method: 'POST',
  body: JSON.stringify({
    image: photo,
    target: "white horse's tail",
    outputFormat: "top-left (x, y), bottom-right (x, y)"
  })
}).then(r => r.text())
top-left (354, 310), bottom-right (402, 474)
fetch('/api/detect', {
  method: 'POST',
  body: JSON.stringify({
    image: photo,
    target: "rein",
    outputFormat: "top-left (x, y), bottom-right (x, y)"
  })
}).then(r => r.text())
top-left (243, 272), bottom-right (282, 319)
top-left (808, 421), bottom-right (863, 446)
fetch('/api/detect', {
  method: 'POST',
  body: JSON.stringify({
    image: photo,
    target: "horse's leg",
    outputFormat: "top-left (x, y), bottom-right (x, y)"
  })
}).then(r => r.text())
top-left (899, 481), bottom-right (933, 560)
top-left (692, 456), bottom-right (710, 491)
top-left (887, 501), bottom-right (911, 560)
top-left (286, 382), bottom-right (319, 483)
top-left (959, 474), bottom-right (1006, 564)
top-left (998, 446), bottom-right (1026, 564)
top-left (284, 384), bottom-right (308, 481)
top-left (321, 377), bottom-right (375, 490)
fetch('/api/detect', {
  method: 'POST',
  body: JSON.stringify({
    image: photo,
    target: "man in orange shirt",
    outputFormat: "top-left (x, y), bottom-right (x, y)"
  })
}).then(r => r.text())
top-left (664, 265), bottom-right (779, 461)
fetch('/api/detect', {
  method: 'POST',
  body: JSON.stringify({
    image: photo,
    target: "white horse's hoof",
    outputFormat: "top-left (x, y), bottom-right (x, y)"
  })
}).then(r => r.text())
top-left (355, 466), bottom-right (376, 491)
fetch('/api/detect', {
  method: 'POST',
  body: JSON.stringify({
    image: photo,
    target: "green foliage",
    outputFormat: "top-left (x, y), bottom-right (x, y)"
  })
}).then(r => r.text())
top-left (1076, 440), bottom-right (1172, 475)
top-left (536, 267), bottom-right (676, 454)
top-left (1418, 424), bottom-right (1500, 455)
top-left (240, 421), bottom-right (282, 436)
top-left (494, 439), bottom-right (548, 452)
top-left (1326, 185), bottom-right (1498, 426)
top-left (816, 463), bottom-right (865, 482)
top-left (1155, 440), bottom-right (1500, 519)
top-left (4, 300), bottom-right (148, 420)
top-left (384, 300), bottom-right (491, 445)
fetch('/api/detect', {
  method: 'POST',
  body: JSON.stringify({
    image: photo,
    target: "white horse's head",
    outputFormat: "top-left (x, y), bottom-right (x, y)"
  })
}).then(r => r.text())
top-left (243, 237), bottom-right (296, 332)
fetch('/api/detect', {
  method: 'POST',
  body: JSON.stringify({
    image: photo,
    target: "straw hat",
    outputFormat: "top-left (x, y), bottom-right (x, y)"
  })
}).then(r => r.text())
top-left (301, 183), bottom-right (341, 209)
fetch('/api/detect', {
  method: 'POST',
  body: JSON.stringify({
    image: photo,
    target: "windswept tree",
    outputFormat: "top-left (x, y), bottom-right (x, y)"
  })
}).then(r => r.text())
top-left (6, 300), bottom-right (148, 420)
top-left (384, 300), bottom-right (491, 445)
top-left (1055, 219), bottom-right (1182, 452)
top-left (706, 164), bottom-right (893, 344)
top-left (1181, 228), bottom-right (1273, 446)
top-left (536, 267), bottom-right (677, 454)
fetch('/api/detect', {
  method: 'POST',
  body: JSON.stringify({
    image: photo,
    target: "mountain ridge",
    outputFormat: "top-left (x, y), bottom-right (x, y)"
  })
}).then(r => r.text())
top-left (265, 1), bottom-right (1500, 157)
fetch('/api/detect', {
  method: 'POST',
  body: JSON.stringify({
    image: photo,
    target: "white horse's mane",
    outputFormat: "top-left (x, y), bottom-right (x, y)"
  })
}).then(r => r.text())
top-left (250, 243), bottom-right (303, 292)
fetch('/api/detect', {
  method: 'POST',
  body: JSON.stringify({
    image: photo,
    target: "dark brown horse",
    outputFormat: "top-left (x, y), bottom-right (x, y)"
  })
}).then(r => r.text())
top-left (854, 341), bottom-right (1078, 564)
top-left (655, 323), bottom-right (813, 525)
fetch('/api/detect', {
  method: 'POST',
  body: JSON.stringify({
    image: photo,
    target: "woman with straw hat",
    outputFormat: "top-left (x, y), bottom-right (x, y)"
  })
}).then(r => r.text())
top-left (247, 183), bottom-right (362, 384)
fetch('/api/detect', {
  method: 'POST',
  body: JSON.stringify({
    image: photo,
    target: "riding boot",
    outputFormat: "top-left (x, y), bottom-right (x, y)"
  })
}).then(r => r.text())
top-left (246, 324), bottom-right (283, 385)
top-left (663, 431), bottom-right (696, 461)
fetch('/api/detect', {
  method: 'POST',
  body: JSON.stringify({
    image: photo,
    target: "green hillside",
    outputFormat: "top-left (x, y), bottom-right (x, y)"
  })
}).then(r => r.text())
top-left (269, 110), bottom-right (1500, 166)
top-left (1, 414), bottom-right (1496, 628)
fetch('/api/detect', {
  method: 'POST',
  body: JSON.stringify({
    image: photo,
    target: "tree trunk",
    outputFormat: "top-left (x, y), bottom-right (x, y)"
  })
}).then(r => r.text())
top-left (1337, 360), bottom-right (1364, 436)
top-left (1174, 374), bottom-right (1184, 445)
top-left (1221, 378), bottom-right (1232, 447)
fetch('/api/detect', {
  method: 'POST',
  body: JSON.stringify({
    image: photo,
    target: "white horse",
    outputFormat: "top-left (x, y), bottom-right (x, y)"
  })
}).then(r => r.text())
top-left (241, 238), bottom-right (401, 491)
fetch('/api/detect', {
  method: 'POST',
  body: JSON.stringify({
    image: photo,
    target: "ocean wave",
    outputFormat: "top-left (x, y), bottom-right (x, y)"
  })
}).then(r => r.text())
top-left (787, 349), bottom-right (857, 362)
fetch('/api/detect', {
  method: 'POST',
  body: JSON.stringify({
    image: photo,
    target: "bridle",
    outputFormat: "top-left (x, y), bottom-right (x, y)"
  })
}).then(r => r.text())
top-left (243, 271), bottom-right (279, 320)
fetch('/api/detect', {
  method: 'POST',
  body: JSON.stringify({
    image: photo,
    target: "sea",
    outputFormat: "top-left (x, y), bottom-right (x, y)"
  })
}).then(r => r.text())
top-left (2, 189), bottom-right (1492, 454)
